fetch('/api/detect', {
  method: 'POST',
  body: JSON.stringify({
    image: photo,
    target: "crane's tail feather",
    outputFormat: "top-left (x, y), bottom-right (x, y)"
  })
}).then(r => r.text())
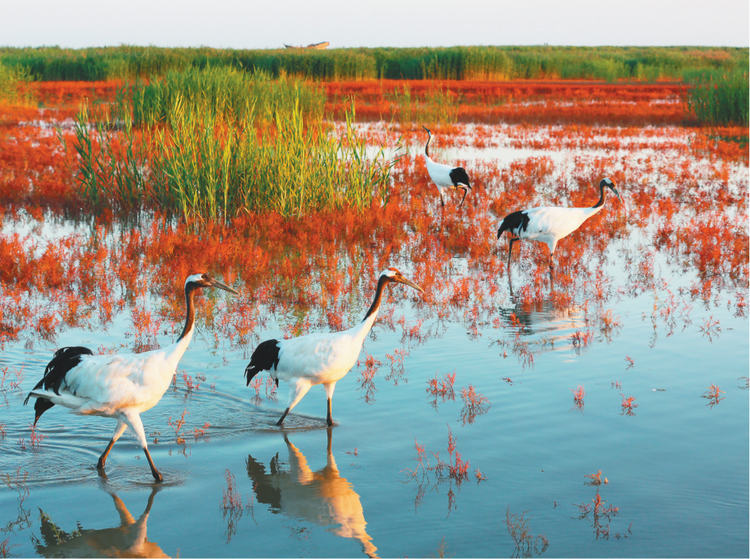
top-left (449, 167), bottom-right (471, 189)
top-left (497, 210), bottom-right (530, 239)
top-left (24, 346), bottom-right (94, 424)
top-left (244, 339), bottom-right (280, 386)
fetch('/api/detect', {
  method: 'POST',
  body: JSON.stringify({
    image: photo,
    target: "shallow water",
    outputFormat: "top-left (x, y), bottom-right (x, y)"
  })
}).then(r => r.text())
top-left (1, 124), bottom-right (748, 558)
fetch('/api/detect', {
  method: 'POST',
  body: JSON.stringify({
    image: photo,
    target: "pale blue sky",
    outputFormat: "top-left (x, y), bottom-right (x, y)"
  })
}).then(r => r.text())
top-left (2, 0), bottom-right (748, 49)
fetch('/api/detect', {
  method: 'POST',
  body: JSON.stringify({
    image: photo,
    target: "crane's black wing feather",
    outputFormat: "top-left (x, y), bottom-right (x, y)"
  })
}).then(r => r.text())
top-left (245, 339), bottom-right (281, 385)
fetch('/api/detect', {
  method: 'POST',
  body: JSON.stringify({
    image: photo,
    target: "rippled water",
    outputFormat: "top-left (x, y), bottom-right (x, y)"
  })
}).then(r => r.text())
top-left (1, 125), bottom-right (748, 558)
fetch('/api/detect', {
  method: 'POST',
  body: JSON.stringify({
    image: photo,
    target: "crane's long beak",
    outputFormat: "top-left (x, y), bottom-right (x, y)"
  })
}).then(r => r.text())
top-left (399, 276), bottom-right (425, 294)
top-left (422, 125), bottom-right (431, 135)
top-left (210, 278), bottom-right (239, 295)
top-left (610, 185), bottom-right (623, 204)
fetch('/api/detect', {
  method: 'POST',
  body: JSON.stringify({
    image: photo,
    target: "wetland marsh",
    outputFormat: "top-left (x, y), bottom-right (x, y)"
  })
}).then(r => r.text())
top-left (0, 70), bottom-right (747, 557)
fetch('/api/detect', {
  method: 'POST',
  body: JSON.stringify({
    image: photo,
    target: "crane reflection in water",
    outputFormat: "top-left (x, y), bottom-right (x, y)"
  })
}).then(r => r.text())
top-left (32, 484), bottom-right (167, 558)
top-left (246, 429), bottom-right (377, 558)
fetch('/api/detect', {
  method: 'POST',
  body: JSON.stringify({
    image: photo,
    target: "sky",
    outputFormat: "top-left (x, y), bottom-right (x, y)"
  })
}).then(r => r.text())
top-left (2, 0), bottom-right (748, 49)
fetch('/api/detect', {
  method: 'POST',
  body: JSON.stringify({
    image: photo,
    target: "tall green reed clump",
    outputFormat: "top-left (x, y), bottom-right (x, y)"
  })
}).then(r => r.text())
top-left (387, 84), bottom-right (457, 125)
top-left (685, 70), bottom-right (749, 126)
top-left (125, 66), bottom-right (325, 127)
top-left (65, 75), bottom-right (395, 224)
top-left (61, 102), bottom-right (149, 210)
top-left (0, 62), bottom-right (31, 102)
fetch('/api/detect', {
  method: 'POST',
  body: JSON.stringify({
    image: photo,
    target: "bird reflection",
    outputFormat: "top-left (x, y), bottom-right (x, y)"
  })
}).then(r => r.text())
top-left (33, 484), bottom-right (167, 558)
top-left (500, 296), bottom-right (583, 338)
top-left (246, 429), bottom-right (377, 557)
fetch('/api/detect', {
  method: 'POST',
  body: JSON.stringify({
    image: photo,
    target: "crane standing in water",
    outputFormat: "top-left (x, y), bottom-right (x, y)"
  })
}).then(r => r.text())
top-left (497, 178), bottom-right (622, 272)
top-left (24, 273), bottom-right (239, 481)
top-left (422, 126), bottom-right (472, 209)
top-left (245, 268), bottom-right (424, 427)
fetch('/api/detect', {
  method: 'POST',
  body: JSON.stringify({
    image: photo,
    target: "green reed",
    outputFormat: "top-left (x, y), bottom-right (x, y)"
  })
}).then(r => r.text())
top-left (387, 84), bottom-right (457, 125)
top-left (62, 102), bottom-right (149, 211)
top-left (66, 93), bottom-right (395, 224)
top-left (2, 45), bottom-right (746, 83)
top-left (685, 70), bottom-right (749, 126)
top-left (121, 66), bottom-right (325, 128)
top-left (0, 62), bottom-right (31, 102)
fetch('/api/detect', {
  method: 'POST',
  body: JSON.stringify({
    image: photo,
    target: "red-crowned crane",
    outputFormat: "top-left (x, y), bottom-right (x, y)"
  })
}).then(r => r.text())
top-left (244, 267), bottom-right (424, 427)
top-left (497, 178), bottom-right (622, 271)
top-left (422, 125), bottom-right (472, 208)
top-left (24, 273), bottom-right (238, 481)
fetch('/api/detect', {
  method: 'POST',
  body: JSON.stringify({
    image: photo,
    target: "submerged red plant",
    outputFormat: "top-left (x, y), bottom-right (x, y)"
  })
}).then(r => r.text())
top-left (701, 383), bottom-right (725, 408)
top-left (619, 394), bottom-right (638, 416)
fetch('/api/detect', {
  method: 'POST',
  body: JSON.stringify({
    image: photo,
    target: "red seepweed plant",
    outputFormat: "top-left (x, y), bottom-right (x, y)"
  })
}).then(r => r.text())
top-left (701, 383), bottom-right (725, 408)
top-left (356, 353), bottom-right (381, 403)
top-left (459, 385), bottom-right (490, 425)
top-left (504, 506), bottom-right (549, 556)
top-left (571, 385), bottom-right (586, 401)
top-left (167, 410), bottom-right (189, 445)
top-left (403, 426), bottom-right (482, 512)
top-left (426, 370), bottom-right (456, 409)
top-left (570, 384), bottom-right (586, 413)
top-left (619, 394), bottom-right (638, 416)
top-left (221, 469), bottom-right (255, 541)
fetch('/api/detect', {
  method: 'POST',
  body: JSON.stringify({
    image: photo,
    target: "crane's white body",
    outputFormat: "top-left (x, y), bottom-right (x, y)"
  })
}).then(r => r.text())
top-left (27, 335), bottom-right (193, 447)
top-left (498, 178), bottom-right (621, 270)
top-left (423, 155), bottom-right (467, 202)
top-left (511, 205), bottom-right (604, 254)
top-left (246, 267), bottom-right (423, 426)
top-left (273, 309), bottom-right (378, 413)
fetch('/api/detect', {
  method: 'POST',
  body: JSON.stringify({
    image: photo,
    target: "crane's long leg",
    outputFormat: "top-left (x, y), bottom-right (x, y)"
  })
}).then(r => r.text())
top-left (324, 382), bottom-right (336, 427)
top-left (98, 420), bottom-right (128, 470)
top-left (437, 186), bottom-right (445, 208)
top-left (507, 237), bottom-right (520, 270)
top-left (277, 379), bottom-right (312, 426)
top-left (121, 410), bottom-right (162, 482)
top-left (458, 187), bottom-right (469, 208)
top-left (142, 449), bottom-right (162, 483)
top-left (276, 408), bottom-right (290, 426)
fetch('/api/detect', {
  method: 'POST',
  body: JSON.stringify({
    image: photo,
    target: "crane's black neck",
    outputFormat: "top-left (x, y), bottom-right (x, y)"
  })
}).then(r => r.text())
top-left (362, 276), bottom-right (391, 321)
top-left (177, 284), bottom-right (199, 342)
top-left (592, 182), bottom-right (607, 208)
top-left (424, 133), bottom-right (432, 158)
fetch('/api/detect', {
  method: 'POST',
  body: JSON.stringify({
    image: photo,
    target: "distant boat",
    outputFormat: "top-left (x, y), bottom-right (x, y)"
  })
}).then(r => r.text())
top-left (284, 41), bottom-right (329, 50)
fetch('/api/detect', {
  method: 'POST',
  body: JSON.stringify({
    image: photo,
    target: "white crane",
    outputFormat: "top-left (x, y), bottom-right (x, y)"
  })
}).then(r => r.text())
top-left (422, 125), bottom-right (472, 208)
top-left (497, 178), bottom-right (622, 271)
top-left (245, 267), bottom-right (423, 427)
top-left (24, 273), bottom-right (239, 481)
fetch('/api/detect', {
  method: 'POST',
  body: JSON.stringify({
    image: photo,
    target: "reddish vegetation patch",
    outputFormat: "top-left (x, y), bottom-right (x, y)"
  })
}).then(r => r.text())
top-left (23, 81), bottom-right (122, 109)
top-left (0, 81), bottom-right (746, 362)
top-left (324, 80), bottom-right (689, 125)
